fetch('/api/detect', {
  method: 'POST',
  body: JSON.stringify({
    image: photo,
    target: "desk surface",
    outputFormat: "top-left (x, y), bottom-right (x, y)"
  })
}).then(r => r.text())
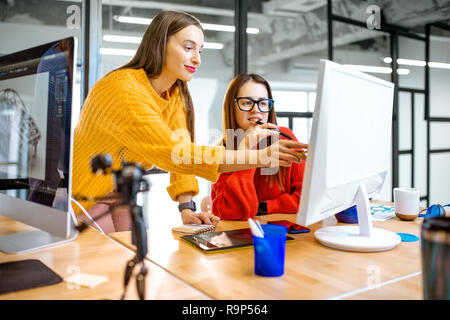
top-left (341, 274), bottom-right (423, 300)
top-left (110, 203), bottom-right (424, 300)
top-left (0, 215), bottom-right (209, 300)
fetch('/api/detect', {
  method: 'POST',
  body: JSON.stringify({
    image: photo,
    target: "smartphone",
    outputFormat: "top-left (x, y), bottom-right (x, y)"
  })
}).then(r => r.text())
top-left (287, 225), bottom-right (310, 234)
top-left (268, 220), bottom-right (310, 234)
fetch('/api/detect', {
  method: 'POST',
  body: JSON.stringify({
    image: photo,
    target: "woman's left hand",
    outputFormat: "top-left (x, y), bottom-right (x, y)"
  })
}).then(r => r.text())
top-left (181, 209), bottom-right (220, 226)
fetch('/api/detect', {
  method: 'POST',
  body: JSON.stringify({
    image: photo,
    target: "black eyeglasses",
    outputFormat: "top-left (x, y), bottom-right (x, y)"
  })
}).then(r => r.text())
top-left (234, 97), bottom-right (274, 113)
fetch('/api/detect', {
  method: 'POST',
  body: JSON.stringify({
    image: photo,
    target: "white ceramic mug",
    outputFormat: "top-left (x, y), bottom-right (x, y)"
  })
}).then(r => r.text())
top-left (393, 187), bottom-right (420, 217)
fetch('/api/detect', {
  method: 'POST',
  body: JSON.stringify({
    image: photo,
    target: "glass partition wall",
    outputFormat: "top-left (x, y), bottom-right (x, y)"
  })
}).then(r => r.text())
top-left (247, 4), bottom-right (328, 144)
top-left (0, 0), bottom-right (83, 113)
top-left (99, 1), bottom-right (236, 215)
top-left (94, 0), bottom-right (449, 210)
top-left (328, 0), bottom-right (450, 206)
top-left (426, 24), bottom-right (450, 206)
top-left (397, 36), bottom-right (427, 206)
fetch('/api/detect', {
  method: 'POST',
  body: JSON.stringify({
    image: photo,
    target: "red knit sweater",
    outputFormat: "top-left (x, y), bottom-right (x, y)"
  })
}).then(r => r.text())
top-left (211, 127), bottom-right (306, 220)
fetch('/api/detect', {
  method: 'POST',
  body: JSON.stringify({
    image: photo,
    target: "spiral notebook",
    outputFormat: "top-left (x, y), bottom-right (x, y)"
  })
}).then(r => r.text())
top-left (171, 224), bottom-right (215, 235)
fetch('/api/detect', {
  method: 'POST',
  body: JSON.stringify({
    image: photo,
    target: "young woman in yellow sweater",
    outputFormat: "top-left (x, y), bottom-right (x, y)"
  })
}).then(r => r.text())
top-left (72, 10), bottom-right (307, 232)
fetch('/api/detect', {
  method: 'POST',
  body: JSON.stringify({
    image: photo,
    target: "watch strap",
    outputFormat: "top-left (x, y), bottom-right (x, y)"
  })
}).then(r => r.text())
top-left (178, 200), bottom-right (196, 213)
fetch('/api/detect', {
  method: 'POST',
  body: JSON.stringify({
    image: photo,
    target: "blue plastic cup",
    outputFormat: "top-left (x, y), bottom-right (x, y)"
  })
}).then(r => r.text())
top-left (252, 224), bottom-right (287, 277)
top-left (335, 205), bottom-right (358, 223)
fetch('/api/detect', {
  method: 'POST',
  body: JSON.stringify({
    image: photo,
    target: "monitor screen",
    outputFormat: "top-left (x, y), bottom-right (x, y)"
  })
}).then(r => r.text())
top-left (0, 37), bottom-right (74, 212)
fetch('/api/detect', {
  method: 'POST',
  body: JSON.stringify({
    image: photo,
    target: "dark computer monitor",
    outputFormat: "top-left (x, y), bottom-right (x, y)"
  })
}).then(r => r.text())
top-left (0, 37), bottom-right (78, 253)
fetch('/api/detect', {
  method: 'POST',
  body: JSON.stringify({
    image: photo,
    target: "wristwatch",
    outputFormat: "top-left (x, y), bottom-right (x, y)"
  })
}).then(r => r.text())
top-left (257, 201), bottom-right (268, 215)
top-left (178, 200), bottom-right (197, 213)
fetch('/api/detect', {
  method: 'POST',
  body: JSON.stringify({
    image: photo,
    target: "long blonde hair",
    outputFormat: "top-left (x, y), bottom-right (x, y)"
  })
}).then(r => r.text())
top-left (114, 10), bottom-right (202, 142)
top-left (222, 74), bottom-right (287, 192)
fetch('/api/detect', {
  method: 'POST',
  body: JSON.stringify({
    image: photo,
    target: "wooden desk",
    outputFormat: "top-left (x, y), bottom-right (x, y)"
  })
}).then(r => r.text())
top-left (110, 207), bottom-right (424, 300)
top-left (0, 215), bottom-right (209, 300)
top-left (341, 274), bottom-right (423, 300)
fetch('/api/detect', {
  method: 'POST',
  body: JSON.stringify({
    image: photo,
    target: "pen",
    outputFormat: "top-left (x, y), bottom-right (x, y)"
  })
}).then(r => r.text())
top-left (248, 218), bottom-right (264, 238)
top-left (254, 119), bottom-right (293, 140)
top-left (255, 220), bottom-right (265, 236)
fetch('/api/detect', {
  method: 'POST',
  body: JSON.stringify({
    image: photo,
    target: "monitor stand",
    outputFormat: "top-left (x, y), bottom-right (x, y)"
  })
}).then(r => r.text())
top-left (0, 230), bottom-right (78, 254)
top-left (314, 183), bottom-right (401, 252)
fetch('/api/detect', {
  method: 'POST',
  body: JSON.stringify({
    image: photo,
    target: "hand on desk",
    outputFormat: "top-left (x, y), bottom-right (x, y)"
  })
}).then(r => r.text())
top-left (181, 209), bottom-right (220, 226)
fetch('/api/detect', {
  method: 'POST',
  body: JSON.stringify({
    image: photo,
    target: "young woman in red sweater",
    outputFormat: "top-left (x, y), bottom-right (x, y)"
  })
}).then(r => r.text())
top-left (211, 74), bottom-right (306, 220)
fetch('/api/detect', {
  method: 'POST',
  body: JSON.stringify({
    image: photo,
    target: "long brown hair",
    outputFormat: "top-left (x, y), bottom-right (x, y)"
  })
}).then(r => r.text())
top-left (115, 10), bottom-right (202, 142)
top-left (222, 74), bottom-right (287, 192)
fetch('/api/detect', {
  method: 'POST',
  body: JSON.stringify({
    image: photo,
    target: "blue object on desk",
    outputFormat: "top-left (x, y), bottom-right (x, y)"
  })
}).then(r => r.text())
top-left (252, 224), bottom-right (287, 277)
top-left (397, 233), bottom-right (419, 242)
top-left (418, 204), bottom-right (449, 219)
top-left (335, 205), bottom-right (358, 224)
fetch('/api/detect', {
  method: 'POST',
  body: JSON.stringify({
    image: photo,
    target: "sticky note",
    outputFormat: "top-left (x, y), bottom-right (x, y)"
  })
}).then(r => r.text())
top-left (65, 273), bottom-right (108, 288)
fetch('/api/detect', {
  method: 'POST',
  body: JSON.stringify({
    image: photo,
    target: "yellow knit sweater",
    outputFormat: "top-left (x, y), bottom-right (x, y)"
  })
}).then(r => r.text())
top-left (72, 68), bottom-right (224, 211)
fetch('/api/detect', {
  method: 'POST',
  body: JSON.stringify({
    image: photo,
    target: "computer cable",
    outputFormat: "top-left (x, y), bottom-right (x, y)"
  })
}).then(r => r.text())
top-left (70, 197), bottom-right (105, 235)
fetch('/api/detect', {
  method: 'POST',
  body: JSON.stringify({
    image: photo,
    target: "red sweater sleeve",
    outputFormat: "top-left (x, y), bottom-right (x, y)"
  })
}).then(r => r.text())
top-left (211, 169), bottom-right (259, 220)
top-left (266, 127), bottom-right (306, 214)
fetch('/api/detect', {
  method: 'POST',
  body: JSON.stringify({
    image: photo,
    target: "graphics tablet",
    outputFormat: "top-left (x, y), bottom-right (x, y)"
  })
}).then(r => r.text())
top-left (180, 228), bottom-right (294, 253)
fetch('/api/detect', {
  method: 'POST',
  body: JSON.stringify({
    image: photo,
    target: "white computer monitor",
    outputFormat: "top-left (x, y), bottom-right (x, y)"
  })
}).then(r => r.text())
top-left (296, 59), bottom-right (401, 252)
top-left (0, 37), bottom-right (78, 253)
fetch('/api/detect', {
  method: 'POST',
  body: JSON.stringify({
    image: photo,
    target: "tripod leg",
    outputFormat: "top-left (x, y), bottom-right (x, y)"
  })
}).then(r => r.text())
top-left (136, 263), bottom-right (148, 300)
top-left (132, 206), bottom-right (148, 300)
top-left (120, 255), bottom-right (139, 300)
top-left (131, 205), bottom-right (148, 261)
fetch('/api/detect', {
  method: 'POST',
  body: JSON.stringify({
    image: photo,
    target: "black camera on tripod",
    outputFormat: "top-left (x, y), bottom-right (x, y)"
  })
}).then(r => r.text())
top-left (75, 153), bottom-right (151, 300)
